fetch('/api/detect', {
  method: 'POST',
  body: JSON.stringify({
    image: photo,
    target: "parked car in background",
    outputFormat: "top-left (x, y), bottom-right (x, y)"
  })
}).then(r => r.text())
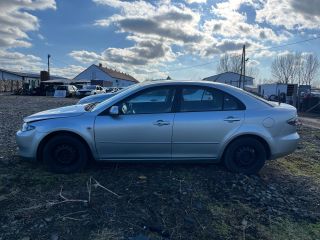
top-left (56, 85), bottom-right (78, 97)
top-left (16, 80), bottom-right (300, 174)
top-left (77, 92), bottom-right (117, 104)
top-left (76, 85), bottom-right (104, 97)
top-left (104, 87), bottom-right (124, 93)
top-left (78, 87), bottom-right (132, 104)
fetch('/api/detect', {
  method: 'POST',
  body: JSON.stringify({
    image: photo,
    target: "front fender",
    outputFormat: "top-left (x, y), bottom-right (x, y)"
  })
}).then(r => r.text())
top-left (35, 116), bottom-right (98, 160)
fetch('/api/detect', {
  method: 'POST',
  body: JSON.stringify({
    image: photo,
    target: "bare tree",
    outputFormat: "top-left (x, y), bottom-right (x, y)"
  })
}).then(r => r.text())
top-left (216, 54), bottom-right (242, 74)
top-left (301, 54), bottom-right (319, 85)
top-left (272, 53), bottom-right (319, 85)
top-left (216, 53), bottom-right (259, 78)
top-left (271, 53), bottom-right (299, 84)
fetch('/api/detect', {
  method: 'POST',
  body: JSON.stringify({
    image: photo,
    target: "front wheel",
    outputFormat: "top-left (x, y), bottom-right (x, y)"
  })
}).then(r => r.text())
top-left (224, 137), bottom-right (266, 174)
top-left (42, 134), bottom-right (88, 173)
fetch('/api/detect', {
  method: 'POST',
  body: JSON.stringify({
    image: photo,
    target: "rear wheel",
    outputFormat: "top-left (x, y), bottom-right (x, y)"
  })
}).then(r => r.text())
top-left (224, 137), bottom-right (266, 174)
top-left (42, 134), bottom-right (88, 173)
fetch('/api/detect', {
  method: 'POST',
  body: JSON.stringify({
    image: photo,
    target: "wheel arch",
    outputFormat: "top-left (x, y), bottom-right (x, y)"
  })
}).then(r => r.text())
top-left (220, 134), bottom-right (271, 161)
top-left (36, 130), bottom-right (94, 162)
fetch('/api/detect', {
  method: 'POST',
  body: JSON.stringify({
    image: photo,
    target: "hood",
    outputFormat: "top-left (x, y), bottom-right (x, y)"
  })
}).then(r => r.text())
top-left (24, 105), bottom-right (86, 123)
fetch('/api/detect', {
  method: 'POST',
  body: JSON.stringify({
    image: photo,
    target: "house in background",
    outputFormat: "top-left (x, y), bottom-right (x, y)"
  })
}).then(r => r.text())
top-left (73, 64), bottom-right (138, 87)
top-left (203, 72), bottom-right (254, 89)
top-left (0, 68), bottom-right (62, 92)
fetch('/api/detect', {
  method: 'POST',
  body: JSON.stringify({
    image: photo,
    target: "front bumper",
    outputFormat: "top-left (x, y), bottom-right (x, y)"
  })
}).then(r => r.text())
top-left (270, 132), bottom-right (300, 159)
top-left (16, 129), bottom-right (41, 160)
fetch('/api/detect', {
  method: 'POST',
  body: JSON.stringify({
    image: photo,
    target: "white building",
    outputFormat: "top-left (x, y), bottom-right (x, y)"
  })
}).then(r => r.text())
top-left (73, 64), bottom-right (138, 87)
top-left (0, 68), bottom-right (47, 91)
top-left (203, 72), bottom-right (254, 89)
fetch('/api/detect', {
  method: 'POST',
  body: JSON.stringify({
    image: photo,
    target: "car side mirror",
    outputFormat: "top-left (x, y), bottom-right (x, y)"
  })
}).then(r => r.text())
top-left (109, 105), bottom-right (119, 115)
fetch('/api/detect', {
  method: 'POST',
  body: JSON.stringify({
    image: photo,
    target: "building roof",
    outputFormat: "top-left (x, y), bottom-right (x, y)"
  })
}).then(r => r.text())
top-left (203, 71), bottom-right (254, 81)
top-left (96, 64), bottom-right (138, 83)
top-left (0, 68), bottom-right (64, 79)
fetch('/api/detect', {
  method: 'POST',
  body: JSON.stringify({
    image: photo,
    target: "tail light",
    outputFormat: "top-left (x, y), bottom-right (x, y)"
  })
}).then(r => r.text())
top-left (287, 117), bottom-right (301, 126)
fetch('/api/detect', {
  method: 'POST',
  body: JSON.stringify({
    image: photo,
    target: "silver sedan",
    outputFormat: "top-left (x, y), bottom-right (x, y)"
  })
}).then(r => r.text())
top-left (16, 80), bottom-right (300, 174)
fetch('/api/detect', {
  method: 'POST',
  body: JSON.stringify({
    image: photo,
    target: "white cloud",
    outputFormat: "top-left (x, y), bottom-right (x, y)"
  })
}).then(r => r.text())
top-left (0, 0), bottom-right (59, 76)
top-left (0, 49), bottom-right (44, 72)
top-left (185, 0), bottom-right (207, 4)
top-left (69, 50), bottom-right (104, 64)
top-left (37, 33), bottom-right (45, 40)
top-left (72, 0), bottom-right (319, 80)
top-left (0, 0), bottom-right (56, 49)
top-left (51, 65), bottom-right (86, 79)
top-left (204, 0), bottom-right (289, 43)
top-left (255, 0), bottom-right (320, 30)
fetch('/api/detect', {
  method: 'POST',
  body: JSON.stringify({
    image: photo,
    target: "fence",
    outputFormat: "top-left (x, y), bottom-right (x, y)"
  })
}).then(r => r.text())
top-left (0, 80), bottom-right (23, 92)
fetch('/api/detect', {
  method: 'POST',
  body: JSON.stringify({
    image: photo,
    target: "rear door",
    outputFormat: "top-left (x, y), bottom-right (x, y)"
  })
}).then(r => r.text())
top-left (172, 86), bottom-right (245, 160)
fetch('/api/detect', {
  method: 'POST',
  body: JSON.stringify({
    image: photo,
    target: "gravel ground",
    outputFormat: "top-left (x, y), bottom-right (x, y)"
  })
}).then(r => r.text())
top-left (0, 95), bottom-right (320, 240)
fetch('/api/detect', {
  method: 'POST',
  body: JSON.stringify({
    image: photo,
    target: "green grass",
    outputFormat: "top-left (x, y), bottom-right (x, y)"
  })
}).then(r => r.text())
top-left (258, 218), bottom-right (320, 240)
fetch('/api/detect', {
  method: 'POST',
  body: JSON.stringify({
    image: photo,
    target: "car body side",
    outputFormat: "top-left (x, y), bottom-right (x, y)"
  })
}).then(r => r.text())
top-left (16, 81), bottom-right (299, 162)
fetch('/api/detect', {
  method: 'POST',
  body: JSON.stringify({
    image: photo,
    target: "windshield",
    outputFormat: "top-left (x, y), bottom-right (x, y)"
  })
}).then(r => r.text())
top-left (91, 83), bottom-right (142, 112)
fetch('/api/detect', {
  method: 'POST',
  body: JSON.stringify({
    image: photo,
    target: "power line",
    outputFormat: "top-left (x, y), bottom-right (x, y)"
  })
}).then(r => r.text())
top-left (151, 35), bottom-right (320, 73)
top-left (247, 35), bottom-right (320, 53)
top-left (46, 35), bottom-right (320, 75)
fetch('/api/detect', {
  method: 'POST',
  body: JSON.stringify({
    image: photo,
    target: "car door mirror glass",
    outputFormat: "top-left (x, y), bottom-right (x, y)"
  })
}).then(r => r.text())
top-left (109, 106), bottom-right (119, 115)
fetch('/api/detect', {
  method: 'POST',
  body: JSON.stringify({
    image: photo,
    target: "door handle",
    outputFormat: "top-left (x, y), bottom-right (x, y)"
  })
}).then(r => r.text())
top-left (224, 116), bottom-right (241, 123)
top-left (153, 120), bottom-right (170, 126)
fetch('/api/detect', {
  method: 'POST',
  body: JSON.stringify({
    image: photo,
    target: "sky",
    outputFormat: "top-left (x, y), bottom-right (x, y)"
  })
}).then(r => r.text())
top-left (0, 0), bottom-right (320, 85)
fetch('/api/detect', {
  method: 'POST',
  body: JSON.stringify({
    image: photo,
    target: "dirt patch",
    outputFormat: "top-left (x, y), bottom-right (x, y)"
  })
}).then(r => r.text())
top-left (0, 95), bottom-right (320, 240)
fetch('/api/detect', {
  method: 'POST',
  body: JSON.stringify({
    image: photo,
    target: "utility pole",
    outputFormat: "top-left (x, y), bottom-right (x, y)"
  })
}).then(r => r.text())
top-left (238, 45), bottom-right (245, 88)
top-left (47, 54), bottom-right (51, 76)
top-left (238, 45), bottom-right (248, 89)
top-left (243, 45), bottom-right (246, 89)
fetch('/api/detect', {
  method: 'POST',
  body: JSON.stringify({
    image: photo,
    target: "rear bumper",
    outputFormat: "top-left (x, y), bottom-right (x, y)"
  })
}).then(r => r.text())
top-left (270, 132), bottom-right (300, 159)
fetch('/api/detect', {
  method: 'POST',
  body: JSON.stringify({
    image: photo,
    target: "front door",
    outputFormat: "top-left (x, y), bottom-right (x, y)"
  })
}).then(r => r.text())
top-left (94, 86), bottom-right (176, 160)
top-left (172, 86), bottom-right (245, 160)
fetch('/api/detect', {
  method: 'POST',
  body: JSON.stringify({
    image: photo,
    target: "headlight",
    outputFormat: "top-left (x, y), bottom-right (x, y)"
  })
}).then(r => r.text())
top-left (21, 122), bottom-right (36, 132)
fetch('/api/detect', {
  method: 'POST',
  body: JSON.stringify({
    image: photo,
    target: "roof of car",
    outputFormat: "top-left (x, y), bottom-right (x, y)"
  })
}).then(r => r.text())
top-left (138, 79), bottom-right (240, 89)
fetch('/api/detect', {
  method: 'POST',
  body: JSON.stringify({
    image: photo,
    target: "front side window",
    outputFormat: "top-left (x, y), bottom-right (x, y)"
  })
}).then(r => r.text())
top-left (120, 87), bottom-right (175, 114)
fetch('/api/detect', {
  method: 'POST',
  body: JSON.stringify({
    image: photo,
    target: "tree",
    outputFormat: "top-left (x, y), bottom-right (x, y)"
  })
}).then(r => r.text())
top-left (271, 53), bottom-right (298, 84)
top-left (216, 53), bottom-right (259, 78)
top-left (300, 54), bottom-right (319, 85)
top-left (217, 54), bottom-right (242, 74)
top-left (271, 53), bottom-right (319, 85)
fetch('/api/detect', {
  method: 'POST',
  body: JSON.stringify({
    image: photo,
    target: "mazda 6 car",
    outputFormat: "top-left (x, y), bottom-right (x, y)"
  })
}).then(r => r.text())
top-left (16, 80), bottom-right (300, 174)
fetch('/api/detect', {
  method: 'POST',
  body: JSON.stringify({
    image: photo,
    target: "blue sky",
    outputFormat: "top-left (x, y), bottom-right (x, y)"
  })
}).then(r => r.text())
top-left (1, 0), bottom-right (320, 85)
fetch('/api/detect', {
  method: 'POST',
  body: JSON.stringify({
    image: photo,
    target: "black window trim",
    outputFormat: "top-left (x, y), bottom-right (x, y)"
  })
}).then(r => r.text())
top-left (175, 85), bottom-right (246, 113)
top-left (100, 85), bottom-right (178, 116)
top-left (99, 84), bottom-right (246, 116)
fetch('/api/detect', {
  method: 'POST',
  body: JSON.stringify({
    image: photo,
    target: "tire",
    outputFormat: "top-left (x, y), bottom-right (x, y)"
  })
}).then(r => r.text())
top-left (42, 134), bottom-right (88, 173)
top-left (224, 137), bottom-right (266, 174)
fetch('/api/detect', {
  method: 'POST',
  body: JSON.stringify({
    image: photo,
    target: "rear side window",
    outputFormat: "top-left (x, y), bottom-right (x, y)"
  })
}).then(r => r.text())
top-left (179, 86), bottom-right (245, 112)
top-left (180, 87), bottom-right (223, 112)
